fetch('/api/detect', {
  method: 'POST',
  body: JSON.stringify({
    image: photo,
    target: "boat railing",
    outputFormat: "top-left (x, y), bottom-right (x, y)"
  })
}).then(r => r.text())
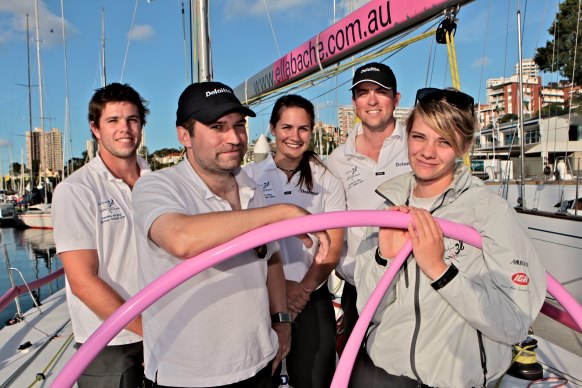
top-left (0, 265), bottom-right (64, 317)
top-left (52, 211), bottom-right (582, 388)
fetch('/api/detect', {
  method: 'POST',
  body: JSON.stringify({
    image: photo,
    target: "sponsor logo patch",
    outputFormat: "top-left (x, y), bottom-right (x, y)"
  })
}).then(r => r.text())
top-left (510, 259), bottom-right (529, 267)
top-left (512, 272), bottom-right (529, 286)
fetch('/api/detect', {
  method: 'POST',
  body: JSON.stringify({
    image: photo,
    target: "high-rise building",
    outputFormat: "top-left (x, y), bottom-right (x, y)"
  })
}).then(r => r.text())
top-left (86, 139), bottom-right (98, 160)
top-left (337, 106), bottom-right (355, 143)
top-left (515, 59), bottom-right (539, 78)
top-left (394, 107), bottom-right (412, 122)
top-left (485, 74), bottom-right (542, 116)
top-left (26, 128), bottom-right (42, 185)
top-left (44, 128), bottom-right (63, 175)
top-left (26, 127), bottom-right (63, 180)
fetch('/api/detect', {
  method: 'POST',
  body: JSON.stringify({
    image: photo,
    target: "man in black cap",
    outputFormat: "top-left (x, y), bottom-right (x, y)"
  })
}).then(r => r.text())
top-left (326, 63), bottom-right (411, 349)
top-left (133, 81), bottom-right (330, 388)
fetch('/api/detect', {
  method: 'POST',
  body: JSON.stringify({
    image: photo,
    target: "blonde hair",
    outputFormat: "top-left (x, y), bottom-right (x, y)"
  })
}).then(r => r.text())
top-left (405, 98), bottom-right (476, 156)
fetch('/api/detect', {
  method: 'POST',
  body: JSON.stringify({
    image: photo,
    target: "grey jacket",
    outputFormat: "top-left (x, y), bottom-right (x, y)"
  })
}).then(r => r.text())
top-left (354, 163), bottom-right (546, 388)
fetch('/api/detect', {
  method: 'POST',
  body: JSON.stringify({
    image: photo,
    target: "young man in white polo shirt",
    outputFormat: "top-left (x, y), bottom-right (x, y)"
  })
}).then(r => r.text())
top-left (52, 83), bottom-right (150, 387)
top-left (133, 81), bottom-right (330, 388)
top-left (326, 62), bottom-right (411, 348)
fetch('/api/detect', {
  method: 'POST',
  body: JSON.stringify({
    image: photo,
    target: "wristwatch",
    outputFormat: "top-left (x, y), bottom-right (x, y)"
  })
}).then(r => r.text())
top-left (271, 312), bottom-right (292, 324)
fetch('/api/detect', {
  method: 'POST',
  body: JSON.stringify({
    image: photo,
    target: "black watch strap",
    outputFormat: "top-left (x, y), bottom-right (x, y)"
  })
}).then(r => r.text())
top-left (271, 312), bottom-right (292, 324)
top-left (431, 264), bottom-right (459, 290)
top-left (375, 247), bottom-right (388, 267)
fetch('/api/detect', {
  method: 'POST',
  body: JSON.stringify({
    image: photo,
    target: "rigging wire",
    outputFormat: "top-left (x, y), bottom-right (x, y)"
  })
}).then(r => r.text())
top-left (181, 1), bottom-right (191, 85)
top-left (263, 0), bottom-right (281, 58)
top-left (120, 0), bottom-right (140, 83)
top-left (477, 0), bottom-right (492, 110)
top-left (424, 31), bottom-right (435, 87)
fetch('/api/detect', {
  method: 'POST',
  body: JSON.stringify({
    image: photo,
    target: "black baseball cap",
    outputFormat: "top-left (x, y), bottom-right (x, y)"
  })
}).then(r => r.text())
top-left (350, 62), bottom-right (397, 91)
top-left (176, 81), bottom-right (256, 126)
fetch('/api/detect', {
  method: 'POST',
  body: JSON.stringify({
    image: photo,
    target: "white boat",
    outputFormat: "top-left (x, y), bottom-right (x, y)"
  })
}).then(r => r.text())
top-left (17, 203), bottom-right (53, 230)
top-left (1, 1), bottom-right (580, 387)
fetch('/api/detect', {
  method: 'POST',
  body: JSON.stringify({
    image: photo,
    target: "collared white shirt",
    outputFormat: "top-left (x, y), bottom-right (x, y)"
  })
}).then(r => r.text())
top-left (133, 160), bottom-right (279, 387)
top-left (52, 153), bottom-right (150, 345)
top-left (326, 120), bottom-right (411, 284)
top-left (244, 153), bottom-right (346, 284)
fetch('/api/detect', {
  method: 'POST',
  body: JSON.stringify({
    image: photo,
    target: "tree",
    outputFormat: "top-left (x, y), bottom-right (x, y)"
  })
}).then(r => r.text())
top-left (539, 103), bottom-right (569, 118)
top-left (10, 162), bottom-right (21, 175)
top-left (534, 0), bottom-right (582, 83)
top-left (499, 113), bottom-right (518, 124)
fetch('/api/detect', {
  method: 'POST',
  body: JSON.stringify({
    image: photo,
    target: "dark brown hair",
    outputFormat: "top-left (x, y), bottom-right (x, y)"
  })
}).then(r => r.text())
top-left (88, 83), bottom-right (149, 140)
top-left (270, 95), bottom-right (327, 191)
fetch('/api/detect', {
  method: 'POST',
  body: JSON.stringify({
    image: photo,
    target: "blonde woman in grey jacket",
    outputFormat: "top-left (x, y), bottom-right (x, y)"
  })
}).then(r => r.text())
top-left (351, 88), bottom-right (546, 388)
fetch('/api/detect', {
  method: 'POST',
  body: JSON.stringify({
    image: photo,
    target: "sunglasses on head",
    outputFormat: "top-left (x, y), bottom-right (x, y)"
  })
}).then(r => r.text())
top-left (415, 87), bottom-right (475, 115)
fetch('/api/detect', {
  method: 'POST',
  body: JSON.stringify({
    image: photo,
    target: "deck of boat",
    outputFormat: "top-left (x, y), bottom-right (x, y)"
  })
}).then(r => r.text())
top-left (0, 289), bottom-right (76, 387)
top-left (1, 289), bottom-right (580, 387)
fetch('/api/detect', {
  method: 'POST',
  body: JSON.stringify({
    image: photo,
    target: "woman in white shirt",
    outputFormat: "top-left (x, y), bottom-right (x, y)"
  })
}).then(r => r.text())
top-left (244, 94), bottom-right (345, 388)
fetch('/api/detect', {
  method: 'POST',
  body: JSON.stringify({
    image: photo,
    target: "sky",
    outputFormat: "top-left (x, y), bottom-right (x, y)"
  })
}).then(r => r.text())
top-left (0, 0), bottom-right (565, 175)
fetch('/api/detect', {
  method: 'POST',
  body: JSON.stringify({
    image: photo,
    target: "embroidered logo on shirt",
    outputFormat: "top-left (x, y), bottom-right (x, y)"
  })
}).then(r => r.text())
top-left (396, 161), bottom-right (410, 168)
top-left (98, 199), bottom-right (126, 224)
top-left (260, 181), bottom-right (275, 199)
top-left (345, 166), bottom-right (364, 190)
top-left (511, 273), bottom-right (529, 286)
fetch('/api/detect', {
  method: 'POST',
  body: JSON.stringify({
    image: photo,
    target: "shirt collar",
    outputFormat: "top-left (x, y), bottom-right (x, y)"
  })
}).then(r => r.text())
top-left (178, 159), bottom-right (258, 207)
top-left (91, 153), bottom-right (151, 181)
top-left (344, 120), bottom-right (405, 157)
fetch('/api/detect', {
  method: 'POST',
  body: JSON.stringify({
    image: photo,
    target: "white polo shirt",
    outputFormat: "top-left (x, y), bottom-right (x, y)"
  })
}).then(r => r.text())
top-left (52, 154), bottom-right (150, 345)
top-left (244, 153), bottom-right (346, 285)
top-left (132, 160), bottom-right (279, 387)
top-left (326, 121), bottom-right (411, 285)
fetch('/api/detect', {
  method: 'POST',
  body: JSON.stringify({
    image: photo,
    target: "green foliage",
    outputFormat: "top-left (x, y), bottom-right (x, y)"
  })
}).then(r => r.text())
top-left (539, 103), bottom-right (569, 118)
top-left (498, 113), bottom-right (519, 123)
top-left (534, 0), bottom-right (582, 83)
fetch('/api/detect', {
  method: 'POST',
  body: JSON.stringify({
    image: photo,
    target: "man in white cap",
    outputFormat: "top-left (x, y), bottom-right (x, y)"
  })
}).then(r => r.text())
top-left (326, 62), bottom-right (411, 348)
top-left (133, 81), bottom-right (329, 388)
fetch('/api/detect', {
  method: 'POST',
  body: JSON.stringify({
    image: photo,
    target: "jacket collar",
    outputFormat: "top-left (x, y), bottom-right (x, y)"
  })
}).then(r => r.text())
top-left (375, 162), bottom-right (477, 211)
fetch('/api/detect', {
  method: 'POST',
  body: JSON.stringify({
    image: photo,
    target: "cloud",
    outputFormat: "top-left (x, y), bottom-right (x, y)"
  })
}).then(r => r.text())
top-left (0, 0), bottom-right (77, 48)
top-left (336, 0), bottom-right (369, 17)
top-left (222, 0), bottom-right (312, 19)
top-left (472, 56), bottom-right (492, 68)
top-left (128, 24), bottom-right (154, 41)
top-left (0, 139), bottom-right (12, 148)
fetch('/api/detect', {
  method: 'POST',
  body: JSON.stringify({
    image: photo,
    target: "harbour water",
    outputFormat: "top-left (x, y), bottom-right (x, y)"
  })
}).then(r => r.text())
top-left (0, 227), bottom-right (63, 329)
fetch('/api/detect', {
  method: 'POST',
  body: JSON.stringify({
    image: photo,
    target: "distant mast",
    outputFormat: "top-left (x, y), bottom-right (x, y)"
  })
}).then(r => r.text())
top-left (26, 14), bottom-right (35, 189)
top-left (34, 0), bottom-right (47, 201)
top-left (101, 8), bottom-right (107, 87)
top-left (516, 2), bottom-right (526, 207)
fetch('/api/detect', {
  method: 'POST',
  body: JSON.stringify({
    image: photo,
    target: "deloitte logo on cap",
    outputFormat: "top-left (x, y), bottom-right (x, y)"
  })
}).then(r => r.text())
top-left (361, 67), bottom-right (380, 73)
top-left (206, 87), bottom-right (232, 97)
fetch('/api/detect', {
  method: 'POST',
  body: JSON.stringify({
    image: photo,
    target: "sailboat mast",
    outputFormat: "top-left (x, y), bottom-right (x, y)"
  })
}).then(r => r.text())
top-left (26, 14), bottom-right (35, 189)
top-left (34, 0), bottom-right (48, 201)
top-left (193, 0), bottom-right (212, 81)
top-left (516, 3), bottom-right (526, 206)
top-left (101, 8), bottom-right (107, 87)
top-left (61, 0), bottom-right (73, 180)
